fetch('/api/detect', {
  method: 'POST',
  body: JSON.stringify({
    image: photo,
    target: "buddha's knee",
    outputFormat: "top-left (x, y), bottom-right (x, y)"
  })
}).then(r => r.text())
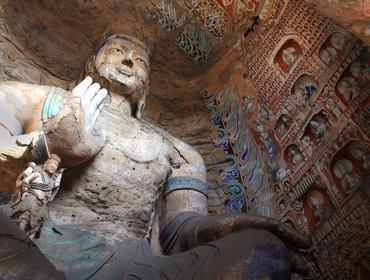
top-left (203, 230), bottom-right (292, 280)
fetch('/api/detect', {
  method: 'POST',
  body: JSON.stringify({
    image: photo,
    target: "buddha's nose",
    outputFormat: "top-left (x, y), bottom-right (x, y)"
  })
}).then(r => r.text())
top-left (122, 59), bottom-right (133, 68)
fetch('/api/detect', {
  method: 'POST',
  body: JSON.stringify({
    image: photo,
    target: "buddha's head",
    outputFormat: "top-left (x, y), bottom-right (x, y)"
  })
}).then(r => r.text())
top-left (84, 34), bottom-right (152, 119)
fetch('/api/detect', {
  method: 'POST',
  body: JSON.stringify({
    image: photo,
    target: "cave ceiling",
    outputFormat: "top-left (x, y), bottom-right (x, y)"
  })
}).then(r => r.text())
top-left (1, 0), bottom-right (267, 80)
top-left (0, 0), bottom-right (368, 94)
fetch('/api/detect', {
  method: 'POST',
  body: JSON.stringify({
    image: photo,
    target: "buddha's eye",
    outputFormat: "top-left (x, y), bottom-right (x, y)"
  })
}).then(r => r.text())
top-left (106, 48), bottom-right (124, 54)
top-left (135, 57), bottom-right (148, 69)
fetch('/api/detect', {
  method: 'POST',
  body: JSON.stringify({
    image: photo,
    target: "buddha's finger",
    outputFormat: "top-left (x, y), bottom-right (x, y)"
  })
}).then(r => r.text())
top-left (72, 76), bottom-right (93, 97)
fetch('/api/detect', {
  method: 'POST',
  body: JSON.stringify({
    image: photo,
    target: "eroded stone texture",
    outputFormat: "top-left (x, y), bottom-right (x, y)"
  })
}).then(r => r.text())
top-left (47, 103), bottom-right (197, 243)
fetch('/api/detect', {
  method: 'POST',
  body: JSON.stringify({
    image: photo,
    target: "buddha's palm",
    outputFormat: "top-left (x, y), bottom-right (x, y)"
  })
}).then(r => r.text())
top-left (45, 77), bottom-right (107, 167)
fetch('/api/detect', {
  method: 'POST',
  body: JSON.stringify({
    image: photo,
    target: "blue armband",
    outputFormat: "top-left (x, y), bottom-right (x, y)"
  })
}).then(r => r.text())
top-left (163, 176), bottom-right (208, 198)
top-left (42, 87), bottom-right (63, 122)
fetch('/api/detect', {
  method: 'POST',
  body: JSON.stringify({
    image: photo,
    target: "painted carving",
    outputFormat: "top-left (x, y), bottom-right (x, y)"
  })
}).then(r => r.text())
top-left (336, 49), bottom-right (370, 105)
top-left (325, 98), bottom-right (341, 118)
top-left (149, 0), bottom-right (187, 32)
top-left (355, 98), bottom-right (370, 135)
top-left (350, 142), bottom-right (370, 173)
top-left (234, 0), bottom-right (265, 24)
top-left (241, 95), bottom-right (255, 112)
top-left (293, 75), bottom-right (319, 106)
top-left (203, 90), bottom-right (247, 212)
top-left (222, 0), bottom-right (233, 6)
top-left (203, 88), bottom-right (274, 216)
top-left (336, 77), bottom-right (361, 103)
top-left (303, 188), bottom-right (333, 231)
top-left (301, 135), bottom-right (314, 156)
top-left (273, 184), bottom-right (281, 194)
top-left (274, 39), bottom-right (302, 73)
top-left (330, 141), bottom-right (368, 195)
top-left (319, 32), bottom-right (349, 66)
top-left (176, 24), bottom-right (213, 63)
top-left (3, 154), bottom-right (63, 237)
top-left (239, 1), bottom-right (370, 277)
top-left (306, 112), bottom-right (329, 140)
top-left (297, 214), bottom-right (310, 235)
top-left (285, 144), bottom-right (303, 167)
top-left (333, 159), bottom-right (362, 193)
top-left (258, 96), bottom-right (271, 121)
top-left (301, 0), bottom-right (370, 46)
top-left (275, 114), bottom-right (292, 139)
top-left (177, 0), bottom-right (231, 37)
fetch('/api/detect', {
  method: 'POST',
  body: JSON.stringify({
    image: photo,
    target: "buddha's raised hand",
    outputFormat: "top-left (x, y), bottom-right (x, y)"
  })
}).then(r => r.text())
top-left (44, 76), bottom-right (107, 167)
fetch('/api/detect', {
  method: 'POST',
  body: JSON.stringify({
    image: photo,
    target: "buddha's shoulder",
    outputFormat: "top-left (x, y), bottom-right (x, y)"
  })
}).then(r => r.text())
top-left (0, 81), bottom-right (56, 92)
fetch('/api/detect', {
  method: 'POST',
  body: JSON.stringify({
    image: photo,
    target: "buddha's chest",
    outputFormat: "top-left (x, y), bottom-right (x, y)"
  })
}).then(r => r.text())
top-left (48, 109), bottom-right (172, 244)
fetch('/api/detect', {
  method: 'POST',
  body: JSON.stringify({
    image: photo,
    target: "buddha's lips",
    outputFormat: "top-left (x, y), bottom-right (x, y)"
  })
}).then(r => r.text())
top-left (118, 69), bottom-right (133, 77)
top-left (105, 68), bottom-right (135, 86)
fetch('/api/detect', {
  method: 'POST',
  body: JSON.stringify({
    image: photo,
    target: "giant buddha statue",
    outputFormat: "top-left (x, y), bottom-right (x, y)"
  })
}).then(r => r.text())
top-left (0, 22), bottom-right (312, 279)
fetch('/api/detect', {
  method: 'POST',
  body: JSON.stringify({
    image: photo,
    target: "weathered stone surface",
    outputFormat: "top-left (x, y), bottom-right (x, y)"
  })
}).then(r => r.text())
top-left (48, 104), bottom-right (176, 243)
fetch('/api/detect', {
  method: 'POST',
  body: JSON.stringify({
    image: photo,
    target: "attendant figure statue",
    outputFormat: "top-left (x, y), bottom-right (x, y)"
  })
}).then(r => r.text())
top-left (1, 154), bottom-right (63, 237)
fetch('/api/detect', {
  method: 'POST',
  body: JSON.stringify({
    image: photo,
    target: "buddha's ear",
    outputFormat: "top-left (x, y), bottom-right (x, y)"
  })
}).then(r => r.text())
top-left (135, 80), bottom-right (150, 119)
top-left (84, 56), bottom-right (96, 75)
top-left (74, 56), bottom-right (96, 87)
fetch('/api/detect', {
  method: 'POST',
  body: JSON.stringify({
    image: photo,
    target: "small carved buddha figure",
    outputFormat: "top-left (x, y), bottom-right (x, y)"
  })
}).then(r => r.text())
top-left (334, 160), bottom-right (362, 193)
top-left (309, 119), bottom-right (326, 139)
top-left (282, 47), bottom-right (299, 69)
top-left (307, 194), bottom-right (331, 224)
top-left (337, 77), bottom-right (361, 102)
top-left (287, 145), bottom-right (303, 166)
top-left (350, 143), bottom-right (370, 173)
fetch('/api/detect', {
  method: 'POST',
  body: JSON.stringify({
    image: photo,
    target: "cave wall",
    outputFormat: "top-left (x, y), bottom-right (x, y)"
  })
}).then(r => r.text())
top-left (200, 0), bottom-right (370, 278)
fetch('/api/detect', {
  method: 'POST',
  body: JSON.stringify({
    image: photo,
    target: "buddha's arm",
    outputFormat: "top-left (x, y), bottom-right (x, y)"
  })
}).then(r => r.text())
top-left (0, 81), bottom-right (50, 132)
top-left (161, 136), bottom-right (208, 229)
top-left (0, 78), bottom-right (107, 191)
top-left (169, 137), bottom-right (206, 181)
top-left (0, 82), bottom-right (50, 191)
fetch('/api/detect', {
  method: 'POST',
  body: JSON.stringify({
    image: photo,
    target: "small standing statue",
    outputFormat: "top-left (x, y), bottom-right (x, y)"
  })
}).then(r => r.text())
top-left (10, 154), bottom-right (63, 238)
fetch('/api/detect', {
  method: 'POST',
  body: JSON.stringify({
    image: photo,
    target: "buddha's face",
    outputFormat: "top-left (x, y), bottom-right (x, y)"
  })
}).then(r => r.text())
top-left (94, 38), bottom-right (150, 95)
top-left (282, 47), bottom-right (297, 66)
top-left (308, 196), bottom-right (320, 209)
